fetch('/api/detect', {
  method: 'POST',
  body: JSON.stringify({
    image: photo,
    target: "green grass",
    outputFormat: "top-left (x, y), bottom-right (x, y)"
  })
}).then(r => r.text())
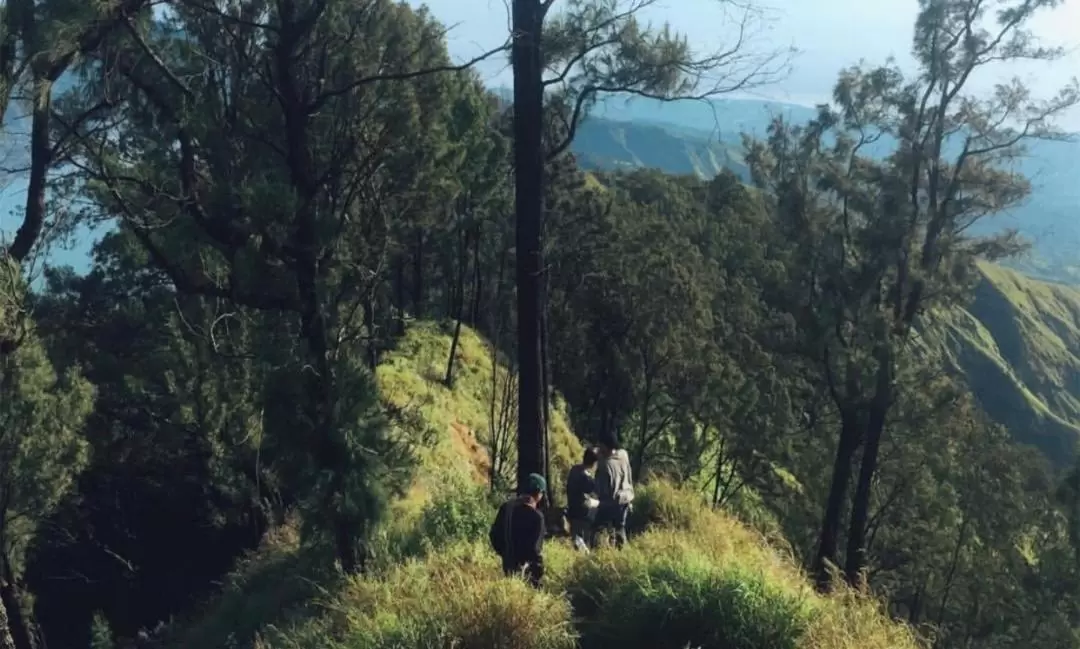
top-left (376, 321), bottom-right (582, 518)
top-left (185, 482), bottom-right (922, 649)
top-left (931, 262), bottom-right (1080, 464)
top-left (166, 321), bottom-right (922, 649)
top-left (573, 117), bottom-right (749, 180)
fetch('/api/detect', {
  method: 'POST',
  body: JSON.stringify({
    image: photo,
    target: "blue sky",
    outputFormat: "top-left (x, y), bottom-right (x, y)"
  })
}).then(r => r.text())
top-left (2, 0), bottom-right (1078, 274)
top-left (422, 0), bottom-right (1080, 120)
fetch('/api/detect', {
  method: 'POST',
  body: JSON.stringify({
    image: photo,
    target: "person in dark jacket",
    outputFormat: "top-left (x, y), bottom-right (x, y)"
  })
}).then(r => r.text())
top-left (489, 473), bottom-right (547, 587)
top-left (565, 447), bottom-right (599, 552)
top-left (593, 430), bottom-right (634, 548)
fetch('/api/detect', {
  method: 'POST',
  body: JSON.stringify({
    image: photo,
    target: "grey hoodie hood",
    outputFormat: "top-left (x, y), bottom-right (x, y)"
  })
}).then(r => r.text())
top-left (596, 449), bottom-right (635, 506)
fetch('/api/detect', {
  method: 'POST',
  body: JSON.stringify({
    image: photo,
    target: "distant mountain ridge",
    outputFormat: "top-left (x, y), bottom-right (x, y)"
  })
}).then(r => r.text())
top-left (554, 92), bottom-right (1080, 286)
top-left (572, 117), bottom-right (749, 181)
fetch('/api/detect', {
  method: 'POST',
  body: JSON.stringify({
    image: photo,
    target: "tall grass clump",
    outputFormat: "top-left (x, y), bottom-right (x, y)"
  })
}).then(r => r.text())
top-left (564, 549), bottom-right (809, 649)
top-left (393, 481), bottom-right (497, 560)
top-left (263, 543), bottom-right (576, 649)
top-left (548, 480), bottom-right (925, 649)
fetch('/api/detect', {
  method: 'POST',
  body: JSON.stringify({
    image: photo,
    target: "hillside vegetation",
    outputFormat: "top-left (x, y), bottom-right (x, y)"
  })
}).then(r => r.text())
top-left (572, 117), bottom-right (749, 181)
top-left (571, 113), bottom-right (1080, 468)
top-left (933, 264), bottom-right (1080, 465)
top-left (168, 323), bottom-right (920, 649)
top-left (6, 1), bottom-right (1080, 648)
top-left (581, 94), bottom-right (1080, 284)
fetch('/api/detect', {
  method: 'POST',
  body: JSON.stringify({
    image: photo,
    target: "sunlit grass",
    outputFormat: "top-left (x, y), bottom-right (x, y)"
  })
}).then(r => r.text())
top-left (168, 321), bottom-right (922, 649)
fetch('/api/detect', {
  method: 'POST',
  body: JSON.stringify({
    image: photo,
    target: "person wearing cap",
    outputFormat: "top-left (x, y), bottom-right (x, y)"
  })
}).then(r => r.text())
top-left (489, 472), bottom-right (547, 587)
top-left (593, 430), bottom-right (635, 549)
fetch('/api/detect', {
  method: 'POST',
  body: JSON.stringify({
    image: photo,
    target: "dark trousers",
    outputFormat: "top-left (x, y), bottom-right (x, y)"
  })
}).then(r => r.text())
top-left (502, 558), bottom-right (543, 587)
top-left (592, 501), bottom-right (630, 548)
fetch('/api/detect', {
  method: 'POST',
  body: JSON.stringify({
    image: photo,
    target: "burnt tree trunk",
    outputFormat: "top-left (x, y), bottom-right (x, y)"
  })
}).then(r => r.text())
top-left (511, 0), bottom-right (546, 494)
top-left (813, 406), bottom-right (861, 591)
top-left (540, 298), bottom-right (553, 503)
top-left (445, 221), bottom-right (471, 386)
top-left (843, 347), bottom-right (892, 585)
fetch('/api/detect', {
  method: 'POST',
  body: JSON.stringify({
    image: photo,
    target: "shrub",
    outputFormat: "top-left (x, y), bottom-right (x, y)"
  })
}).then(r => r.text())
top-left (267, 542), bottom-right (576, 649)
top-left (394, 482), bottom-right (497, 559)
top-left (627, 480), bottom-right (711, 535)
top-left (561, 544), bottom-right (809, 649)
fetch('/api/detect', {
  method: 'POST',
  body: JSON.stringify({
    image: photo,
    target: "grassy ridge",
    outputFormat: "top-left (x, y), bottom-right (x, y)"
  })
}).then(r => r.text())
top-left (934, 263), bottom-right (1080, 464)
top-left (167, 322), bottom-right (921, 649)
top-left (172, 483), bottom-right (920, 649)
top-left (572, 117), bottom-right (749, 181)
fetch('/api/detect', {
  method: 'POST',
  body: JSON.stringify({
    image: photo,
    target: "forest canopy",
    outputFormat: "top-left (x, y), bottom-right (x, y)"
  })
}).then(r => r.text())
top-left (0, 0), bottom-right (1079, 648)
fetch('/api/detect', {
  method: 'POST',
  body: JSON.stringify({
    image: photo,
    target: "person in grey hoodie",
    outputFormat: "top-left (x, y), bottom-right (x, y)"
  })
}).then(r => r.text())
top-left (593, 430), bottom-right (634, 548)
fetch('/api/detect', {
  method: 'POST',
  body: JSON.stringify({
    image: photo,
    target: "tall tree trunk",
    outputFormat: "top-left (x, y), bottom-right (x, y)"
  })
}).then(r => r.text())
top-left (539, 240), bottom-right (553, 503)
top-left (511, 0), bottom-right (546, 494)
top-left (445, 225), bottom-right (470, 386)
top-left (540, 303), bottom-right (552, 503)
top-left (6, 77), bottom-right (52, 264)
top-left (933, 515), bottom-right (970, 635)
top-left (843, 348), bottom-right (892, 585)
top-left (813, 406), bottom-right (861, 591)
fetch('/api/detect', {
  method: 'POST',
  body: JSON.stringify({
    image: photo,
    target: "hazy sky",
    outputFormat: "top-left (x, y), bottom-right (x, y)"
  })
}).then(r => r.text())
top-left (414, 0), bottom-right (1080, 126)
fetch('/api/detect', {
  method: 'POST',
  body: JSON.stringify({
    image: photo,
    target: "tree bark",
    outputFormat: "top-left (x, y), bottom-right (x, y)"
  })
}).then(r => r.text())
top-left (540, 301), bottom-right (553, 503)
top-left (843, 347), bottom-right (892, 586)
top-left (511, 0), bottom-right (546, 494)
top-left (812, 406), bottom-right (861, 591)
top-left (6, 78), bottom-right (52, 264)
top-left (445, 224), bottom-right (470, 386)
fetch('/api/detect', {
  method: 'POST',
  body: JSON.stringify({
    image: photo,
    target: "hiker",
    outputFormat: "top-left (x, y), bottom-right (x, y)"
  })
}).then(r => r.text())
top-left (593, 430), bottom-right (634, 549)
top-left (565, 447), bottom-right (600, 552)
top-left (489, 472), bottom-right (547, 587)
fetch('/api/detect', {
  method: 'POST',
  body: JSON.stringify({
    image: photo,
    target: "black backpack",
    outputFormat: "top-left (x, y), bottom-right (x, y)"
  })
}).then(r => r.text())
top-left (489, 498), bottom-right (516, 557)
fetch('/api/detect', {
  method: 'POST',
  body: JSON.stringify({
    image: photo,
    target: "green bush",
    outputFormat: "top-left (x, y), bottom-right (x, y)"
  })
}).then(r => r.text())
top-left (627, 480), bottom-right (709, 535)
top-left (265, 542), bottom-right (577, 649)
top-left (566, 552), bottom-right (810, 649)
top-left (397, 483), bottom-right (496, 558)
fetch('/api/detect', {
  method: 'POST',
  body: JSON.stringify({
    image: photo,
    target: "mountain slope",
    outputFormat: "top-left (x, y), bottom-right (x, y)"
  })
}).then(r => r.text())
top-left (934, 264), bottom-right (1080, 465)
top-left (571, 116), bottom-right (749, 181)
